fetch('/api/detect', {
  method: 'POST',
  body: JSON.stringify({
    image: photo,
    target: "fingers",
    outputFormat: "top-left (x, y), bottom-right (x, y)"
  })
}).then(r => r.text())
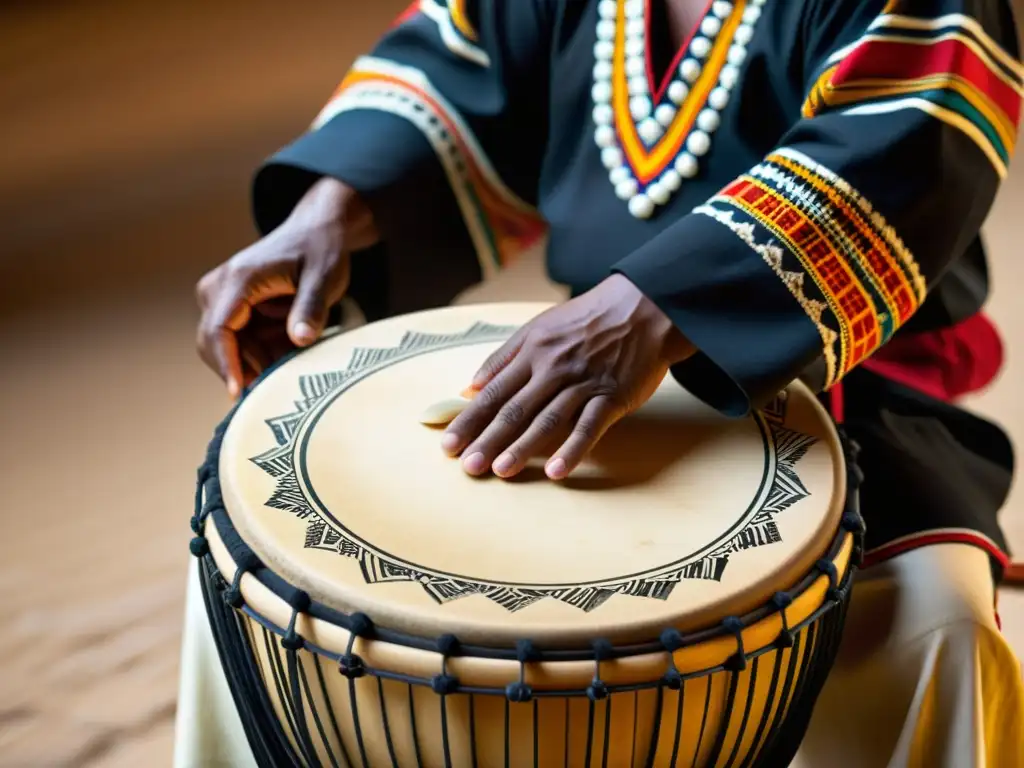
top-left (288, 253), bottom-right (350, 347)
top-left (442, 360), bottom-right (531, 462)
top-left (491, 385), bottom-right (592, 478)
top-left (546, 396), bottom-right (621, 480)
top-left (459, 374), bottom-right (567, 477)
top-left (470, 327), bottom-right (526, 390)
top-left (197, 279), bottom-right (251, 398)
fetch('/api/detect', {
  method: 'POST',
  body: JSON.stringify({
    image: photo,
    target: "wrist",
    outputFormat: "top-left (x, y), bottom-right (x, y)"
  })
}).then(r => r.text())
top-left (290, 176), bottom-right (379, 250)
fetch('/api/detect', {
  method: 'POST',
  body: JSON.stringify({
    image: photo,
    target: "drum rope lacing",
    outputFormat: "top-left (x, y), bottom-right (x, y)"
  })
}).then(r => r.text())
top-left (189, 388), bottom-right (866, 701)
top-left (189, 370), bottom-right (865, 767)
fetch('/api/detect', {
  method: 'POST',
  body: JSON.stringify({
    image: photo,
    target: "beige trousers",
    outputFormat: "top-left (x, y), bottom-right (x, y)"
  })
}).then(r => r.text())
top-left (173, 543), bottom-right (1024, 767)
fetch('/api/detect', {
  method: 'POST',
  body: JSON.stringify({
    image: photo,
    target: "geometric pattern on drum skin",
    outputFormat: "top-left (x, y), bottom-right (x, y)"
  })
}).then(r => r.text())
top-left (250, 322), bottom-right (818, 613)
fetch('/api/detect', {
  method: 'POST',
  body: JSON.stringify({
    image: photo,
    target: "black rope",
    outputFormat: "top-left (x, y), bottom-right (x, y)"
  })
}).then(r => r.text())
top-left (722, 617), bottom-right (747, 672)
top-left (434, 633), bottom-right (460, 768)
top-left (192, 378), bottom-right (866, 766)
top-left (342, 613), bottom-right (373, 768)
top-left (506, 639), bottom-right (538, 703)
top-left (816, 558), bottom-right (842, 603)
top-left (375, 676), bottom-right (400, 768)
top-left (772, 592), bottom-right (795, 649)
top-left (281, 590), bottom-right (321, 768)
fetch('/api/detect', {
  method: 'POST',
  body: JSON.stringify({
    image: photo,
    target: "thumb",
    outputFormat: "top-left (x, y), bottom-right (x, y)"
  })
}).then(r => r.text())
top-left (287, 253), bottom-right (350, 347)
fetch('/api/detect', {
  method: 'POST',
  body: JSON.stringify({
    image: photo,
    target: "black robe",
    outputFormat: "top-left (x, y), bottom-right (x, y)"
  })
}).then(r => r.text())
top-left (250, 0), bottom-right (1022, 579)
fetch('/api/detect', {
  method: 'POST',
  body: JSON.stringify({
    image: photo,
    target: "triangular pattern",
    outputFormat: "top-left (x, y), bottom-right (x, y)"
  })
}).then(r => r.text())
top-left (248, 324), bottom-right (818, 613)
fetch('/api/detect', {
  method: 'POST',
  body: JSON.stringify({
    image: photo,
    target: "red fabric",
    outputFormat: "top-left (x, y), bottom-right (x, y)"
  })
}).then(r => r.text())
top-left (833, 38), bottom-right (1022, 127)
top-left (391, 1), bottom-right (420, 27)
top-left (861, 312), bottom-right (1005, 403)
top-left (862, 530), bottom-right (1011, 570)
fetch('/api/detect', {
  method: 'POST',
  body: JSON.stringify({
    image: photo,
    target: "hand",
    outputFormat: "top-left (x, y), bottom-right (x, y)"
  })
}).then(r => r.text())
top-left (196, 177), bottom-right (378, 397)
top-left (442, 274), bottom-right (695, 480)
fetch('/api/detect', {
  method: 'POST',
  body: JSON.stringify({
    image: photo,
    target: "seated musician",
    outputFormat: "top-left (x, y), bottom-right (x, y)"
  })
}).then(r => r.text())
top-left (189, 0), bottom-right (1024, 764)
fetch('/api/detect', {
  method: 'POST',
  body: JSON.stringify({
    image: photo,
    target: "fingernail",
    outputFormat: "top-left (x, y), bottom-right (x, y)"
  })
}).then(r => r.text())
top-left (441, 432), bottom-right (461, 453)
top-left (227, 378), bottom-right (240, 399)
top-left (546, 458), bottom-right (568, 480)
top-left (293, 322), bottom-right (315, 344)
top-left (493, 452), bottom-right (515, 475)
top-left (463, 452), bottom-right (487, 475)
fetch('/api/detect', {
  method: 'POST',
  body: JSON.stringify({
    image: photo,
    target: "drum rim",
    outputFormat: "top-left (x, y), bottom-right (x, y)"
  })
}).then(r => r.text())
top-left (190, 313), bottom-right (867, 665)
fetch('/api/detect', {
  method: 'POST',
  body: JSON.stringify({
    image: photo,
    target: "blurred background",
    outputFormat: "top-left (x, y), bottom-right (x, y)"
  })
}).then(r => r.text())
top-left (0, 0), bottom-right (1021, 764)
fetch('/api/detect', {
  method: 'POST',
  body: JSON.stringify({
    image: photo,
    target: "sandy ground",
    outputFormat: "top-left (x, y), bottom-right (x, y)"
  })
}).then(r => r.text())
top-left (0, 1), bottom-right (1021, 765)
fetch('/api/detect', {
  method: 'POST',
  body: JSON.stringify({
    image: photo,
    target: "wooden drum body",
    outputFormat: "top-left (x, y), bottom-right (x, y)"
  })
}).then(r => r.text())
top-left (189, 303), bottom-right (865, 767)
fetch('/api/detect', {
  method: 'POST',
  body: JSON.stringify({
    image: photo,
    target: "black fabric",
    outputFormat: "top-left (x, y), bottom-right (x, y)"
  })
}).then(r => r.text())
top-left (823, 369), bottom-right (1014, 579)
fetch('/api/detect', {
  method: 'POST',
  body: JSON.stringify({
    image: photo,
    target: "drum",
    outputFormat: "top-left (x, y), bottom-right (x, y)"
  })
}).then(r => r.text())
top-left (189, 302), bottom-right (864, 767)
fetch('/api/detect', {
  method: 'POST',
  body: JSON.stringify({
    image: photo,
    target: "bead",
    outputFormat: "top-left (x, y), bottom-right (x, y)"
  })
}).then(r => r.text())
top-left (660, 627), bottom-right (685, 652)
top-left (654, 103), bottom-right (677, 126)
top-left (587, 680), bottom-right (610, 701)
top-left (339, 654), bottom-right (366, 678)
top-left (597, 0), bottom-right (617, 19)
top-left (628, 193), bottom-right (656, 219)
top-left (609, 166), bottom-right (632, 185)
top-left (594, 40), bottom-right (614, 61)
top-left (675, 152), bottom-right (699, 178)
top-left (593, 60), bottom-right (613, 80)
top-left (753, 0), bottom-right (767, 5)
top-left (719, 64), bottom-right (740, 90)
top-left (686, 130), bottom-right (711, 156)
top-left (601, 146), bottom-right (623, 169)
top-left (708, 86), bottom-right (730, 110)
top-left (712, 0), bottom-right (733, 18)
top-left (593, 103), bottom-right (613, 125)
top-left (663, 668), bottom-right (683, 690)
top-left (638, 117), bottom-right (663, 144)
top-left (647, 182), bottom-right (669, 205)
top-left (696, 108), bottom-right (720, 133)
top-left (727, 44), bottom-right (747, 66)
top-left (701, 16), bottom-right (722, 38)
top-left (743, 5), bottom-right (762, 23)
top-left (594, 125), bottom-right (616, 148)
top-left (661, 169), bottom-right (682, 191)
top-left (625, 55), bottom-right (646, 78)
top-left (625, 0), bottom-right (644, 19)
top-left (596, 19), bottom-right (616, 41)
top-left (629, 95), bottom-right (652, 120)
top-left (505, 681), bottom-right (533, 703)
top-left (690, 36), bottom-right (712, 59)
top-left (666, 80), bottom-right (689, 104)
top-left (734, 23), bottom-right (755, 46)
top-left (591, 80), bottom-right (612, 104)
top-left (626, 37), bottom-right (645, 58)
top-left (626, 18), bottom-right (645, 38)
top-left (189, 537), bottom-right (209, 557)
top-left (628, 75), bottom-right (649, 95)
top-left (615, 178), bottom-right (639, 199)
top-left (679, 58), bottom-right (702, 83)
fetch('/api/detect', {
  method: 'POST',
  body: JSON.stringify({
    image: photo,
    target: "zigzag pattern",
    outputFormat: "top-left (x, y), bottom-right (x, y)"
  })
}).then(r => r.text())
top-left (249, 324), bottom-right (819, 613)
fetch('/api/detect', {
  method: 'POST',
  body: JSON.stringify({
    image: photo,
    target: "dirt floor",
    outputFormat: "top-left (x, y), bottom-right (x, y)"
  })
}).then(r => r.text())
top-left (0, 1), bottom-right (1022, 765)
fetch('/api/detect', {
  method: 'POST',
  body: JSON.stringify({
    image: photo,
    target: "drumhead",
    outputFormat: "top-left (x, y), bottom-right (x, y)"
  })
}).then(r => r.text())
top-left (218, 303), bottom-right (845, 646)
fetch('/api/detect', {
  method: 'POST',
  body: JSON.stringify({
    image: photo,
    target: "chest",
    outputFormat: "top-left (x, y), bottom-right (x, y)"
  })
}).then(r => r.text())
top-left (664, 0), bottom-right (708, 51)
top-left (539, 0), bottom-right (806, 285)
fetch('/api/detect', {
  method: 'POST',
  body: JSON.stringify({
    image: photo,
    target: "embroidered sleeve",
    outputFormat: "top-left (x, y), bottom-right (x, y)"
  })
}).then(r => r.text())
top-left (252, 0), bottom-right (549, 301)
top-left (613, 0), bottom-right (1021, 417)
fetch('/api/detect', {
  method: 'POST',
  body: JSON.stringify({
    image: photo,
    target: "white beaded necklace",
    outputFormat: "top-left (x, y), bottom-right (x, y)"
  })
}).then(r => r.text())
top-left (592, 0), bottom-right (767, 219)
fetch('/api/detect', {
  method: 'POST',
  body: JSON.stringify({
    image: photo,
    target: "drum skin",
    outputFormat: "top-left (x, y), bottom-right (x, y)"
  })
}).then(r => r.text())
top-left (190, 303), bottom-right (864, 768)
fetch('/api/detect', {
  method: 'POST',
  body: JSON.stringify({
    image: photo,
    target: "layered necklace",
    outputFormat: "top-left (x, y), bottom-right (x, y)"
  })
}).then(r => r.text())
top-left (592, 0), bottom-right (767, 219)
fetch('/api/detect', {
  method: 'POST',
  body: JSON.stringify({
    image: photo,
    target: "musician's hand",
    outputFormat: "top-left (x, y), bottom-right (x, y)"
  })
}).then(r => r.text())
top-left (195, 177), bottom-right (378, 397)
top-left (442, 274), bottom-right (695, 480)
